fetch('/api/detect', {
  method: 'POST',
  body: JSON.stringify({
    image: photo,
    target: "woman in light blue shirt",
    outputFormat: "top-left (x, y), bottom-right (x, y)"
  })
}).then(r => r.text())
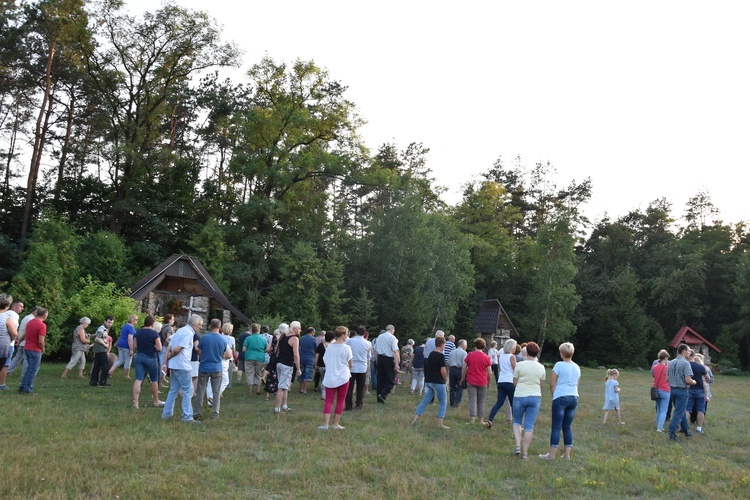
top-left (539, 342), bottom-right (580, 461)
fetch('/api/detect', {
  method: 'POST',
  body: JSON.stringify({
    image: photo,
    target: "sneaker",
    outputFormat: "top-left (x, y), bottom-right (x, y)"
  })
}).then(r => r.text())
top-left (656, 429), bottom-right (664, 433)
top-left (539, 453), bottom-right (552, 460)
top-left (318, 425), bottom-right (329, 430)
top-left (0, 385), bottom-right (8, 390)
top-left (331, 424), bottom-right (345, 430)
top-left (282, 406), bottom-right (292, 413)
top-left (184, 419), bottom-right (202, 425)
top-left (377, 394), bottom-right (386, 404)
top-left (668, 433), bottom-right (679, 441)
top-left (193, 415), bottom-right (202, 422)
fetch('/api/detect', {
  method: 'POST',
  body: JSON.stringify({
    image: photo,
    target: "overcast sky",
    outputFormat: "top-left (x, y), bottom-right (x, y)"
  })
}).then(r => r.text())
top-left (131, 0), bottom-right (749, 226)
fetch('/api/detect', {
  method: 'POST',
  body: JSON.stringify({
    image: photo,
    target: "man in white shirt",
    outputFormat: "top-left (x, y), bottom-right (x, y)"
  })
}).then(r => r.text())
top-left (5, 301), bottom-right (27, 376)
top-left (424, 330), bottom-right (445, 359)
top-left (345, 326), bottom-right (371, 410)
top-left (162, 315), bottom-right (204, 423)
top-left (375, 324), bottom-right (400, 403)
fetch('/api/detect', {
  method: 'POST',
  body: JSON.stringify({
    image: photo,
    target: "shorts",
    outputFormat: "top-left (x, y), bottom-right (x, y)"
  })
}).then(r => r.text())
top-left (687, 392), bottom-right (706, 414)
top-left (191, 361), bottom-right (200, 378)
top-left (277, 363), bottom-right (294, 390)
top-left (298, 363), bottom-right (314, 382)
top-left (134, 354), bottom-right (158, 382)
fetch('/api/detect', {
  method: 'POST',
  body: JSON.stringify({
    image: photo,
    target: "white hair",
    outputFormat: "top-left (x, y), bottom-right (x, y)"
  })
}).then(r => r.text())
top-left (435, 330), bottom-right (445, 338)
top-left (385, 324), bottom-right (395, 332)
top-left (79, 317), bottom-right (91, 325)
top-left (188, 315), bottom-right (203, 327)
top-left (290, 321), bottom-right (301, 330)
top-left (279, 323), bottom-right (290, 334)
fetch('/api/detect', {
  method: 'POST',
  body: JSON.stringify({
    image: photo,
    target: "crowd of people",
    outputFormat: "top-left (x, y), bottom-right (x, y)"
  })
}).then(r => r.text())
top-left (0, 295), bottom-right (715, 453)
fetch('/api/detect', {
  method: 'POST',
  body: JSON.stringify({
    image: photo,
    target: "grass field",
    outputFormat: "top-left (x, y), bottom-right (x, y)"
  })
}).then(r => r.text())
top-left (1, 362), bottom-right (748, 499)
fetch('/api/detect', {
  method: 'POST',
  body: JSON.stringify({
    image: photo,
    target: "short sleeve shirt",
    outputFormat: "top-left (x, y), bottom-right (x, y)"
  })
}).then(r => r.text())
top-left (513, 359), bottom-right (546, 397)
top-left (425, 351), bottom-right (446, 384)
top-left (667, 356), bottom-right (693, 389)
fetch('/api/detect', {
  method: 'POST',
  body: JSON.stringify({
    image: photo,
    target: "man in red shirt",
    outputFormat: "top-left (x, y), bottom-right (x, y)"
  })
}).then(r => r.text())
top-left (19, 307), bottom-right (47, 394)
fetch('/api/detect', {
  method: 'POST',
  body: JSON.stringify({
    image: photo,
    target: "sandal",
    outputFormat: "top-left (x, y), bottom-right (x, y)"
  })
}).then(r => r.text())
top-left (484, 420), bottom-right (493, 430)
top-left (522, 454), bottom-right (528, 460)
top-left (513, 445), bottom-right (521, 456)
top-left (153, 401), bottom-right (165, 407)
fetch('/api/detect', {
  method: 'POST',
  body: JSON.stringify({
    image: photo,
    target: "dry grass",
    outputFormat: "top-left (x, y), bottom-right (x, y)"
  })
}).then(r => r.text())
top-left (0, 363), bottom-right (748, 498)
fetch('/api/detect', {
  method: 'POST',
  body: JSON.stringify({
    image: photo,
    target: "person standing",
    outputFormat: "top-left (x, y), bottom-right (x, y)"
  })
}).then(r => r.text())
top-left (4, 300), bottom-right (23, 378)
top-left (345, 326), bottom-right (371, 411)
top-left (243, 324), bottom-right (267, 396)
top-left (667, 344), bottom-right (697, 441)
top-left (424, 330), bottom-right (444, 359)
top-left (375, 324), bottom-right (400, 404)
top-left (109, 314), bottom-right (137, 380)
top-left (90, 316), bottom-right (114, 387)
top-left (61, 317), bottom-right (92, 379)
top-left (461, 338), bottom-right (492, 425)
top-left (18, 307), bottom-right (47, 394)
top-left (132, 315), bottom-right (164, 408)
top-left (236, 324), bottom-right (255, 385)
top-left (162, 315), bottom-right (203, 424)
top-left (399, 339), bottom-right (414, 387)
top-left (410, 340), bottom-right (426, 396)
top-left (8, 305), bottom-right (38, 377)
top-left (314, 331), bottom-right (333, 401)
top-left (652, 349), bottom-right (671, 433)
top-left (299, 326), bottom-right (317, 394)
top-left (275, 322), bottom-right (301, 414)
top-left (0, 294), bottom-right (19, 390)
top-left (686, 350), bottom-right (709, 434)
top-left (319, 327), bottom-right (353, 430)
top-left (539, 342), bottom-right (581, 460)
top-left (488, 341), bottom-right (500, 383)
top-left (448, 339), bottom-right (467, 408)
top-left (511, 341), bottom-right (545, 459)
top-left (158, 314), bottom-right (175, 387)
top-left (412, 336), bottom-right (450, 429)
top-left (193, 319), bottom-right (231, 420)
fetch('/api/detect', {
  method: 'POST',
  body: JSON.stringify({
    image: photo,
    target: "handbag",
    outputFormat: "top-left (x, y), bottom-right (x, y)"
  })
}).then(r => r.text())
top-left (650, 386), bottom-right (658, 401)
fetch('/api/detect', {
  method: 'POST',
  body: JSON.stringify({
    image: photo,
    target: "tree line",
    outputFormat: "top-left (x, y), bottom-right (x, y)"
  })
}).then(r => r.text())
top-left (1, 1), bottom-right (749, 369)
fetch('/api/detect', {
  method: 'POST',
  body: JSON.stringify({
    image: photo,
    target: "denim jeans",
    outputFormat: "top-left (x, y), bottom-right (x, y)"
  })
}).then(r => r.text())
top-left (415, 382), bottom-right (447, 419)
top-left (20, 350), bottom-right (42, 393)
top-left (488, 382), bottom-right (515, 423)
top-left (549, 395), bottom-right (578, 448)
top-left (134, 353), bottom-right (158, 382)
top-left (163, 368), bottom-right (194, 421)
top-left (513, 395), bottom-right (542, 432)
top-left (655, 390), bottom-right (670, 431)
top-left (668, 387), bottom-right (690, 436)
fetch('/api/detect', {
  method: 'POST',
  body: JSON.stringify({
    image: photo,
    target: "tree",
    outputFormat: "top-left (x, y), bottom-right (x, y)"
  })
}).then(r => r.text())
top-left (83, 2), bottom-right (240, 234)
top-left (519, 216), bottom-right (580, 350)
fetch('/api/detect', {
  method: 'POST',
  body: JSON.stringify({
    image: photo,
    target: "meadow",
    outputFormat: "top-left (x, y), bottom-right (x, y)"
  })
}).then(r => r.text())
top-left (0, 362), bottom-right (748, 499)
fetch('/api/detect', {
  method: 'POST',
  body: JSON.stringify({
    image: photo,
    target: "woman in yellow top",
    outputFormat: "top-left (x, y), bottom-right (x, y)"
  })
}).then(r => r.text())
top-left (512, 342), bottom-right (545, 459)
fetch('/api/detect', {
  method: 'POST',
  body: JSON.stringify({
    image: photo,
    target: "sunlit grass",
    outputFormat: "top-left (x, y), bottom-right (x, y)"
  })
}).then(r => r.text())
top-left (0, 363), bottom-right (747, 498)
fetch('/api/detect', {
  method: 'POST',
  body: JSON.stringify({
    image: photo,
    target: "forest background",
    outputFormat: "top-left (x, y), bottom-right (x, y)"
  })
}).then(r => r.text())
top-left (1, 0), bottom-right (749, 370)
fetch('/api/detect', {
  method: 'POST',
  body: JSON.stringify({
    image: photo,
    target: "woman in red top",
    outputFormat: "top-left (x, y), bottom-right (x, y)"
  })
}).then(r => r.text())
top-left (652, 349), bottom-right (671, 433)
top-left (461, 338), bottom-right (492, 425)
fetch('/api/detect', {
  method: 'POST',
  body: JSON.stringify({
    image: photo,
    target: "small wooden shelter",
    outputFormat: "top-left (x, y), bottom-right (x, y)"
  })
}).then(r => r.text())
top-left (669, 326), bottom-right (721, 364)
top-left (473, 299), bottom-right (519, 346)
top-left (130, 254), bottom-right (250, 326)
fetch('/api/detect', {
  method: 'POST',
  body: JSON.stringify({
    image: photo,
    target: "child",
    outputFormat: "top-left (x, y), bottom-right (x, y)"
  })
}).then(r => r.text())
top-left (602, 369), bottom-right (624, 425)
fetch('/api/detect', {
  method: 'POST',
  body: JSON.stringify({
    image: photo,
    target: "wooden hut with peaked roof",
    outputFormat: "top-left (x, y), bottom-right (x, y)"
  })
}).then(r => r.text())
top-left (669, 326), bottom-right (721, 364)
top-left (130, 254), bottom-right (250, 326)
top-left (473, 299), bottom-right (519, 346)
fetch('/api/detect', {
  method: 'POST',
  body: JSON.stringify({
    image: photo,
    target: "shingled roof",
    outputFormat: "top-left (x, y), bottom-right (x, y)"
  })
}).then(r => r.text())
top-left (668, 326), bottom-right (721, 353)
top-left (473, 299), bottom-right (518, 338)
top-left (130, 254), bottom-right (250, 324)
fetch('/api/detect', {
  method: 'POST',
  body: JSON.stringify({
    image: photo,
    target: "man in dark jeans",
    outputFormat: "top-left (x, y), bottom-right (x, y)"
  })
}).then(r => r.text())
top-left (667, 344), bottom-right (697, 441)
top-left (448, 339), bottom-right (468, 407)
top-left (345, 326), bottom-right (370, 410)
top-left (375, 324), bottom-right (400, 403)
top-left (90, 316), bottom-right (114, 387)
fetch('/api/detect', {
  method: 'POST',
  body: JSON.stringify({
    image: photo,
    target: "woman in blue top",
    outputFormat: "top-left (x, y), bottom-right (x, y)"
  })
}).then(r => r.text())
top-left (409, 340), bottom-right (426, 395)
top-left (539, 342), bottom-right (580, 460)
top-left (132, 315), bottom-right (163, 409)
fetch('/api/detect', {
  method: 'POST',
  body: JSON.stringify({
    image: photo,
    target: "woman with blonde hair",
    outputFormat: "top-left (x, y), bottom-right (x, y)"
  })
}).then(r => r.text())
top-left (652, 349), bottom-right (670, 433)
top-left (512, 341), bottom-right (545, 458)
top-left (486, 338), bottom-right (517, 429)
top-left (61, 317), bottom-right (92, 379)
top-left (539, 342), bottom-right (580, 460)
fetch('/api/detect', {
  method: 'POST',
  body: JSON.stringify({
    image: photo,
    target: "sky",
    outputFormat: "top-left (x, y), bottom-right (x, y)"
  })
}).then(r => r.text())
top-left (130, 0), bottom-right (750, 226)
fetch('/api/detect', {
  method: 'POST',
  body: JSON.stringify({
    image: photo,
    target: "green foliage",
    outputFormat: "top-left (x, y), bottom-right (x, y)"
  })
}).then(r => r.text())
top-left (349, 286), bottom-right (378, 331)
top-left (188, 218), bottom-right (233, 292)
top-left (77, 231), bottom-right (131, 288)
top-left (267, 242), bottom-right (323, 326)
top-left (317, 254), bottom-right (349, 329)
top-left (66, 276), bottom-right (138, 333)
top-left (519, 217), bottom-right (580, 349)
